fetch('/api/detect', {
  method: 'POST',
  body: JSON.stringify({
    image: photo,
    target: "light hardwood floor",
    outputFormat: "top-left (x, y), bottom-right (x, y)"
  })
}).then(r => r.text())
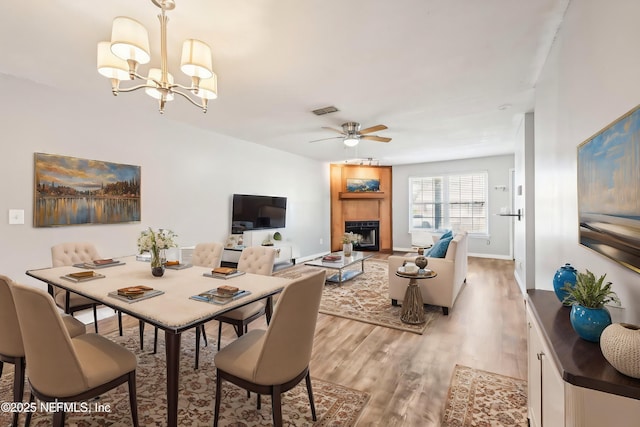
top-left (98, 255), bottom-right (528, 426)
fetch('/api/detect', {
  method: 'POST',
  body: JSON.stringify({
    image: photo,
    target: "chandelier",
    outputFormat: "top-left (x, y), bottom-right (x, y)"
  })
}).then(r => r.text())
top-left (97, 0), bottom-right (217, 114)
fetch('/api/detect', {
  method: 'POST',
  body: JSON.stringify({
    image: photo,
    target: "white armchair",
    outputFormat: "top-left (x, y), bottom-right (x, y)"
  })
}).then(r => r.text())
top-left (388, 231), bottom-right (468, 315)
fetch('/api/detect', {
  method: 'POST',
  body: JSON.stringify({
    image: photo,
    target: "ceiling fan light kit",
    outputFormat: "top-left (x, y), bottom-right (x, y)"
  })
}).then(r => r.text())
top-left (97, 0), bottom-right (218, 114)
top-left (311, 121), bottom-right (392, 146)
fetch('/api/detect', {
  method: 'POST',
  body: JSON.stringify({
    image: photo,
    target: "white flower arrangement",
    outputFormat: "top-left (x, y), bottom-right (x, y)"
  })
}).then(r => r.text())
top-left (138, 228), bottom-right (177, 267)
top-left (342, 232), bottom-right (361, 244)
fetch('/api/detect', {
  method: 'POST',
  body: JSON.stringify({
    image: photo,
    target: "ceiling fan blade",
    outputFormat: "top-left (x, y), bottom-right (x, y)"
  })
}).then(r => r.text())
top-left (361, 135), bottom-right (392, 143)
top-left (359, 124), bottom-right (388, 134)
top-left (308, 136), bottom-right (343, 143)
top-left (321, 126), bottom-right (346, 135)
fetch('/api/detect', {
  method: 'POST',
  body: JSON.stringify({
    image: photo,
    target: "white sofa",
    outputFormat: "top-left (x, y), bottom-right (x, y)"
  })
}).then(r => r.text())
top-left (388, 231), bottom-right (468, 315)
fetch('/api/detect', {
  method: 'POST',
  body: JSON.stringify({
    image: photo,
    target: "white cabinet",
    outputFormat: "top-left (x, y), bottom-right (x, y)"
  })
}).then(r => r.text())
top-left (527, 303), bottom-right (565, 427)
top-left (526, 291), bottom-right (640, 427)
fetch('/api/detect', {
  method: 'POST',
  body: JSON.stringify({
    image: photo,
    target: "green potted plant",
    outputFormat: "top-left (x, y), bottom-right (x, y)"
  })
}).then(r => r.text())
top-left (561, 269), bottom-right (620, 342)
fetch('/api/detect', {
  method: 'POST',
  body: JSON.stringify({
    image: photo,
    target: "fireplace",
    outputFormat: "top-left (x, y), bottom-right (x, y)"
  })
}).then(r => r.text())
top-left (345, 220), bottom-right (379, 251)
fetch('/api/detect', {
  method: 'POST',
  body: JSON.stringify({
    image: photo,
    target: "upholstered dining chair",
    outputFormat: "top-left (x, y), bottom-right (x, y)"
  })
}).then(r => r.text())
top-left (50, 242), bottom-right (103, 333)
top-left (0, 275), bottom-right (86, 427)
top-left (150, 242), bottom-right (224, 369)
top-left (213, 269), bottom-right (326, 426)
top-left (215, 246), bottom-right (277, 350)
top-left (9, 281), bottom-right (139, 427)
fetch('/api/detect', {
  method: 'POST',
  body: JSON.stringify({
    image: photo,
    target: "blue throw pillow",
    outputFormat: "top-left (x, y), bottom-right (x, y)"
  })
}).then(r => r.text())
top-left (426, 236), bottom-right (453, 258)
top-left (440, 229), bottom-right (453, 240)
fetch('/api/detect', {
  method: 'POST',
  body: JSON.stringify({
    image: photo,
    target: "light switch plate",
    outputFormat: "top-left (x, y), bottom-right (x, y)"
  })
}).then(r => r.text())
top-left (9, 209), bottom-right (25, 225)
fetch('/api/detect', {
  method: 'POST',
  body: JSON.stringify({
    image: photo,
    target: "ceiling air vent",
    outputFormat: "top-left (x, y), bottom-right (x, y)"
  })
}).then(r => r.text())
top-left (311, 106), bottom-right (339, 116)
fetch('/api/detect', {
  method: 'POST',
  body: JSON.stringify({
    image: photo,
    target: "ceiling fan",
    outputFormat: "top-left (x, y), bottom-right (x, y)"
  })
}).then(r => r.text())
top-left (310, 122), bottom-right (392, 147)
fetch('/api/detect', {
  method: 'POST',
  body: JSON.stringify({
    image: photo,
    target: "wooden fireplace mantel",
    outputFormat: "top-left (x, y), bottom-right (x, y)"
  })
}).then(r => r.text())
top-left (330, 164), bottom-right (393, 252)
top-left (338, 192), bottom-right (386, 199)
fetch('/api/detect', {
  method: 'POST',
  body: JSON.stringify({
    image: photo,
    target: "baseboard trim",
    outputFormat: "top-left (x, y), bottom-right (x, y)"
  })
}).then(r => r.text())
top-left (469, 252), bottom-right (513, 260)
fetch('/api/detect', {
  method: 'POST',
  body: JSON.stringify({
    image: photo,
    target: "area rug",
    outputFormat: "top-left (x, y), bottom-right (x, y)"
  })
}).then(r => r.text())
top-left (0, 328), bottom-right (369, 426)
top-left (275, 259), bottom-right (440, 334)
top-left (441, 364), bottom-right (528, 426)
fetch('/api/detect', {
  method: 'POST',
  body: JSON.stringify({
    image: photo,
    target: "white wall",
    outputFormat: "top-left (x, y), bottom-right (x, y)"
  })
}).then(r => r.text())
top-left (534, 0), bottom-right (640, 323)
top-left (392, 155), bottom-right (514, 258)
top-left (513, 112), bottom-right (536, 293)
top-left (0, 74), bottom-right (331, 287)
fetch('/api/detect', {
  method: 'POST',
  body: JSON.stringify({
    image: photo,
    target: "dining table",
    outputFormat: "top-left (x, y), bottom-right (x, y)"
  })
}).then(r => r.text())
top-left (26, 256), bottom-right (290, 427)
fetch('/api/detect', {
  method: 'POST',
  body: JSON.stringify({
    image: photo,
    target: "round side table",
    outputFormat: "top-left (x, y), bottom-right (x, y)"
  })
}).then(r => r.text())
top-left (395, 269), bottom-right (438, 324)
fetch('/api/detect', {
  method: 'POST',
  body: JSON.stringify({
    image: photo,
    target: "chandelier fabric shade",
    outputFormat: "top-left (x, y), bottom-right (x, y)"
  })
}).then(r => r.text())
top-left (97, 0), bottom-right (217, 113)
top-left (181, 39), bottom-right (214, 79)
top-left (97, 42), bottom-right (129, 81)
top-left (110, 17), bottom-right (151, 64)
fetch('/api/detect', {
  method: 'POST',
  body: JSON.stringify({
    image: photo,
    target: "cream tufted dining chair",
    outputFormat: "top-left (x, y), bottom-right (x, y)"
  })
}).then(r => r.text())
top-left (213, 270), bottom-right (326, 426)
top-left (9, 281), bottom-right (139, 427)
top-left (0, 275), bottom-right (86, 427)
top-left (215, 246), bottom-right (277, 350)
top-left (150, 242), bottom-right (224, 369)
top-left (51, 242), bottom-right (103, 333)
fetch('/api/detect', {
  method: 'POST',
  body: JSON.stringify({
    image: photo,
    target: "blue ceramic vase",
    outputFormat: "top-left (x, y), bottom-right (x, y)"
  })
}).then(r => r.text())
top-left (553, 263), bottom-right (577, 305)
top-left (570, 305), bottom-right (612, 342)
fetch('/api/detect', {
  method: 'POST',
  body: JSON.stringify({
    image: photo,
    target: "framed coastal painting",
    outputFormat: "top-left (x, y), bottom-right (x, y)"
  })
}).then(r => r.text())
top-left (346, 178), bottom-right (380, 192)
top-left (34, 153), bottom-right (141, 227)
top-left (577, 105), bottom-right (640, 274)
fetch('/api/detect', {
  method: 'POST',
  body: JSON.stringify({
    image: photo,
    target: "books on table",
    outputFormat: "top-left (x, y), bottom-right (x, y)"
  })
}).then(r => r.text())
top-left (73, 259), bottom-right (125, 269)
top-left (61, 271), bottom-right (105, 282)
top-left (203, 267), bottom-right (246, 280)
top-left (190, 287), bottom-right (251, 305)
top-left (108, 286), bottom-right (164, 303)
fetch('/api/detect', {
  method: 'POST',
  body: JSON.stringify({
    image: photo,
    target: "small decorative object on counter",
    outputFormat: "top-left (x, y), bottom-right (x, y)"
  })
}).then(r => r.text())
top-left (553, 263), bottom-right (577, 305)
top-left (561, 269), bottom-right (620, 342)
top-left (600, 323), bottom-right (640, 379)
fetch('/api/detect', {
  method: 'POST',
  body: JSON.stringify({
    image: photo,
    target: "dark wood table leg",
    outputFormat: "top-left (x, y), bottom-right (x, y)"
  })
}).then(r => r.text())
top-left (165, 330), bottom-right (181, 427)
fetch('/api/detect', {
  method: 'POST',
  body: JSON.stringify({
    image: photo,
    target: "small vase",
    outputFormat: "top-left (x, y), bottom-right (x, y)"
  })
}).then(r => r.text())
top-left (343, 243), bottom-right (353, 257)
top-left (600, 323), bottom-right (640, 379)
top-left (570, 304), bottom-right (611, 342)
top-left (553, 263), bottom-right (577, 305)
top-left (150, 248), bottom-right (166, 277)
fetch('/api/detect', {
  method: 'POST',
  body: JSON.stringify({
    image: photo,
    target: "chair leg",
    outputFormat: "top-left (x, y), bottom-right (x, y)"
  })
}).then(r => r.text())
top-left (25, 393), bottom-right (34, 427)
top-left (442, 307), bottom-right (449, 315)
top-left (217, 321), bottom-right (223, 351)
top-left (118, 311), bottom-right (123, 336)
top-left (201, 325), bottom-right (208, 347)
top-left (12, 357), bottom-right (25, 427)
top-left (92, 305), bottom-right (99, 333)
top-left (271, 385), bottom-right (283, 427)
top-left (214, 370), bottom-right (223, 427)
top-left (52, 410), bottom-right (65, 427)
top-left (128, 371), bottom-right (139, 427)
top-left (305, 371), bottom-right (317, 421)
top-left (0, 360), bottom-right (3, 377)
top-left (138, 320), bottom-right (145, 350)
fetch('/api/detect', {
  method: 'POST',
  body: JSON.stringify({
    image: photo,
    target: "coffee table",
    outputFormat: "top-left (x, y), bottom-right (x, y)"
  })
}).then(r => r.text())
top-left (305, 251), bottom-right (373, 284)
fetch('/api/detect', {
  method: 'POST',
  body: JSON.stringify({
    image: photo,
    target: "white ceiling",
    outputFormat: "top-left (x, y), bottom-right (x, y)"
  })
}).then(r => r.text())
top-left (0, 0), bottom-right (569, 165)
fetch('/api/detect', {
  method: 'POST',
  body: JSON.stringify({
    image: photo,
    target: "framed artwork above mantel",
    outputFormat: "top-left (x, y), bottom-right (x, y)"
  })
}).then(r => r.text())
top-left (34, 153), bottom-right (141, 227)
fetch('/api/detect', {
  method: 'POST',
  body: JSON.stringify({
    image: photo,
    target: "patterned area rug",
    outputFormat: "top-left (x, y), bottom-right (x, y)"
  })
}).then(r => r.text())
top-left (0, 328), bottom-right (369, 426)
top-left (275, 259), bottom-right (441, 334)
top-left (441, 365), bottom-right (528, 426)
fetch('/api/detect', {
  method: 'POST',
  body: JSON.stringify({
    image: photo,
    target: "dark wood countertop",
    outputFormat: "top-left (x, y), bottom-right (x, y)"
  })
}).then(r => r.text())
top-left (527, 289), bottom-right (640, 400)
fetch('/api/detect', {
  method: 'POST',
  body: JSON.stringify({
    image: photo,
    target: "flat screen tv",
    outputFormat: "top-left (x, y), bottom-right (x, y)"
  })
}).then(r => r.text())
top-left (231, 194), bottom-right (287, 234)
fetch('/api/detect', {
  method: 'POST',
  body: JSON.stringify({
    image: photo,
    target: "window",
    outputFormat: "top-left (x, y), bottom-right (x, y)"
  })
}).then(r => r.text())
top-left (409, 172), bottom-right (488, 234)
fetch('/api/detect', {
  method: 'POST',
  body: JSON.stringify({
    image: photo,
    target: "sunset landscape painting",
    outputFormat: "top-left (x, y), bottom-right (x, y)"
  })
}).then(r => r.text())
top-left (34, 153), bottom-right (141, 227)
